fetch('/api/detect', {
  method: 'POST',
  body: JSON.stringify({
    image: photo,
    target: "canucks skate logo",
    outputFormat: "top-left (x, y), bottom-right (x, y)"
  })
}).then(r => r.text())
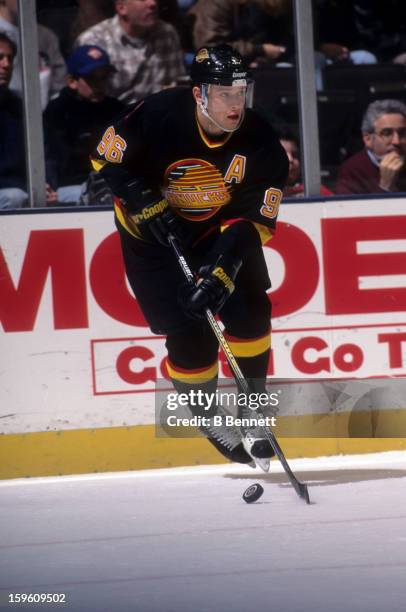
top-left (164, 158), bottom-right (231, 221)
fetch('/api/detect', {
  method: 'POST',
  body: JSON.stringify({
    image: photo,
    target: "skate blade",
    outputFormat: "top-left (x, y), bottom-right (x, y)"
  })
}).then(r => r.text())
top-left (254, 457), bottom-right (270, 472)
top-left (242, 438), bottom-right (270, 472)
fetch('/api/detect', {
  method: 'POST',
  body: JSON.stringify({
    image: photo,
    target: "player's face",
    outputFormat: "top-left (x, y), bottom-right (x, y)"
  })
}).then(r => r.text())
top-left (280, 139), bottom-right (300, 185)
top-left (363, 113), bottom-right (406, 158)
top-left (0, 41), bottom-right (14, 87)
top-left (116, 0), bottom-right (158, 29)
top-left (206, 85), bottom-right (247, 131)
top-left (70, 67), bottom-right (110, 103)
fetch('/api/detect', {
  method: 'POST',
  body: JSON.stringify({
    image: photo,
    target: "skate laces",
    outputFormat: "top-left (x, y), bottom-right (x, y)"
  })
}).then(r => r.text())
top-left (201, 405), bottom-right (241, 450)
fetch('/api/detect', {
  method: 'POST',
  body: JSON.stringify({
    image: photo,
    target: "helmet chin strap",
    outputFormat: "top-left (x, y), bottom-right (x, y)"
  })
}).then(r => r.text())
top-left (199, 86), bottom-right (244, 133)
top-left (199, 102), bottom-right (243, 133)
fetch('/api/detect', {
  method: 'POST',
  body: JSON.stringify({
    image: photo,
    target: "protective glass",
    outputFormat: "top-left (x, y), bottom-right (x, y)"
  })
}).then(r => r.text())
top-left (201, 81), bottom-right (254, 111)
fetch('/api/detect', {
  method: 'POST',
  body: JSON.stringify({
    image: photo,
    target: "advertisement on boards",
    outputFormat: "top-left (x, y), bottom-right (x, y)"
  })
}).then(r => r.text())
top-left (1, 198), bottom-right (405, 434)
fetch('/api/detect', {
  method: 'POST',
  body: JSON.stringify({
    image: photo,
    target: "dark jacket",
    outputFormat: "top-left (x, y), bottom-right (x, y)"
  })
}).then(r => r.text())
top-left (0, 89), bottom-right (26, 189)
top-left (43, 86), bottom-right (125, 187)
top-left (190, 0), bottom-right (294, 63)
top-left (315, 0), bottom-right (406, 61)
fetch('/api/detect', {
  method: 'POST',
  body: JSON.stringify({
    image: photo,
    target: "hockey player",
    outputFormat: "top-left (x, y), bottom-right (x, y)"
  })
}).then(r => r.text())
top-left (92, 45), bottom-right (288, 470)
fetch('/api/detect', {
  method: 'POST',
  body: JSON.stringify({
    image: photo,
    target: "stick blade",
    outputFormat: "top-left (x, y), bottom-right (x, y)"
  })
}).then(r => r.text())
top-left (292, 479), bottom-right (310, 504)
top-left (299, 483), bottom-right (311, 504)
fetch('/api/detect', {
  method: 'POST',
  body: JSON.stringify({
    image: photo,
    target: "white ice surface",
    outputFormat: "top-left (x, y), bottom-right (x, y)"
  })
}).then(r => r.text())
top-left (1, 452), bottom-right (406, 612)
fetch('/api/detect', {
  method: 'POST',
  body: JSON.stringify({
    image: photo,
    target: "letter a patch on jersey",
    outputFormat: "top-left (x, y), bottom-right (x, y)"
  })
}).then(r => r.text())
top-left (224, 154), bottom-right (246, 184)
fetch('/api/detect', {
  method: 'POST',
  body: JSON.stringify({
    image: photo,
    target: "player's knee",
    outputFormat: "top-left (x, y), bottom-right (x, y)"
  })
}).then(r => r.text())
top-left (165, 321), bottom-right (219, 369)
top-left (223, 292), bottom-right (271, 338)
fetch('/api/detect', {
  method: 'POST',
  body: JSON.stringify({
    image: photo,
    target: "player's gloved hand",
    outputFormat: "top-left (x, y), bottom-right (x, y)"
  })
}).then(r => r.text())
top-left (132, 198), bottom-right (185, 246)
top-left (179, 253), bottom-right (242, 319)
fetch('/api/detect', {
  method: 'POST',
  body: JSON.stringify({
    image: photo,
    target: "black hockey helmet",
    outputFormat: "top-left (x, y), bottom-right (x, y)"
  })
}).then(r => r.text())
top-left (190, 45), bottom-right (251, 86)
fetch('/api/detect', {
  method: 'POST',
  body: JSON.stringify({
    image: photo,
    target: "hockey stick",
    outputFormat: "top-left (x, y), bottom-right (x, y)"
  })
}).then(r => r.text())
top-left (168, 233), bottom-right (310, 504)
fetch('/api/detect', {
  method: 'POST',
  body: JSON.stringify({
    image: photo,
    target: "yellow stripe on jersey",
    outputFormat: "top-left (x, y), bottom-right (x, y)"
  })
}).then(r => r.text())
top-left (251, 221), bottom-right (274, 245)
top-left (90, 157), bottom-right (108, 172)
top-left (166, 359), bottom-right (218, 383)
top-left (195, 111), bottom-right (232, 149)
top-left (223, 331), bottom-right (271, 357)
top-left (219, 220), bottom-right (274, 245)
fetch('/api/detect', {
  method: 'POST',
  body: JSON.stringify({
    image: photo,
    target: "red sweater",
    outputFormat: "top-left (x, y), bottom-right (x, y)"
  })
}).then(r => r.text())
top-left (335, 148), bottom-right (406, 195)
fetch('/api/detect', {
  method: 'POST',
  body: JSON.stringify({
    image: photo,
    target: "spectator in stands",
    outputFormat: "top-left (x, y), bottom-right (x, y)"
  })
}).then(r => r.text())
top-left (44, 45), bottom-right (125, 205)
top-left (315, 0), bottom-right (406, 66)
top-left (335, 99), bottom-right (406, 195)
top-left (75, 0), bottom-right (186, 104)
top-left (279, 127), bottom-right (332, 196)
top-left (353, 0), bottom-right (406, 65)
top-left (0, 32), bottom-right (58, 208)
top-left (169, 0), bottom-right (196, 65)
top-left (0, 32), bottom-right (26, 208)
top-left (315, 0), bottom-right (377, 66)
top-left (190, 0), bottom-right (290, 67)
top-left (0, 0), bottom-right (66, 108)
top-left (36, 0), bottom-right (80, 57)
top-left (189, 0), bottom-right (331, 89)
top-left (69, 0), bottom-right (115, 50)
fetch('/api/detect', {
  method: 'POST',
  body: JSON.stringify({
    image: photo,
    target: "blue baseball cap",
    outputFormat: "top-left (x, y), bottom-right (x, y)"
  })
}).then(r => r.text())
top-left (67, 45), bottom-right (112, 76)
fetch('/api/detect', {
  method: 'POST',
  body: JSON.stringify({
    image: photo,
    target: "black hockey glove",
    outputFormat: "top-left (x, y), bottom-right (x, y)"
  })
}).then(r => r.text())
top-left (132, 198), bottom-right (185, 246)
top-left (179, 253), bottom-right (242, 319)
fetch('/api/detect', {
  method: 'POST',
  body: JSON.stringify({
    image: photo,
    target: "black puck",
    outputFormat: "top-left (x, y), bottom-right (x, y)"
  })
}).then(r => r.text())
top-left (242, 483), bottom-right (264, 503)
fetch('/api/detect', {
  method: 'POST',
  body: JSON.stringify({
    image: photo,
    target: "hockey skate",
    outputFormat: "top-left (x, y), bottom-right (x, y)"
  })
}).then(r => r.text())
top-left (197, 404), bottom-right (256, 467)
top-left (198, 403), bottom-right (276, 472)
top-left (158, 397), bottom-right (255, 466)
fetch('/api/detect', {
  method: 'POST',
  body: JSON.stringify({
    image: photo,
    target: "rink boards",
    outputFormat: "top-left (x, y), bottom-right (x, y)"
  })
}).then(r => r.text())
top-left (1, 197), bottom-right (406, 477)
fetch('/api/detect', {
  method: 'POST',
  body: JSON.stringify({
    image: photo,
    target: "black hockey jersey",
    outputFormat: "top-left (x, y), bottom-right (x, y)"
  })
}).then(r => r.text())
top-left (92, 87), bottom-right (288, 246)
